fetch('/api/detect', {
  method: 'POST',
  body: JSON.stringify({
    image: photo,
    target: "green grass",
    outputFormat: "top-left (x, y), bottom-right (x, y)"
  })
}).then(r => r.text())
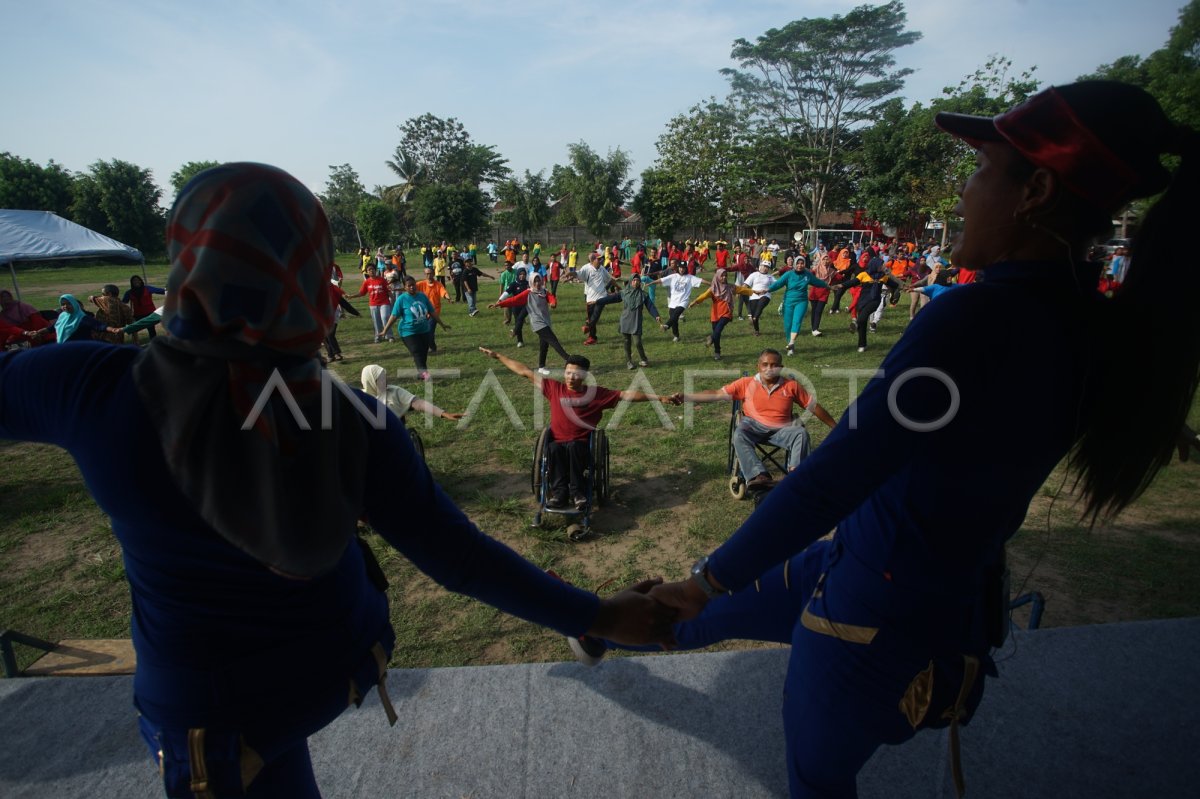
top-left (1, 252), bottom-right (1199, 671)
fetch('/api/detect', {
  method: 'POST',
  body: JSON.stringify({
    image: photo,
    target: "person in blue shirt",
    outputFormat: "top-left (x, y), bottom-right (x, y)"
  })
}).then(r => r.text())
top-left (579, 81), bottom-right (1200, 798)
top-left (0, 162), bottom-right (673, 798)
top-left (381, 275), bottom-right (448, 381)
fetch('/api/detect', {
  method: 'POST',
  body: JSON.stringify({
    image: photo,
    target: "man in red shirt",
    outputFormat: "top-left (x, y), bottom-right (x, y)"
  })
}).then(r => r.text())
top-left (675, 348), bottom-right (837, 487)
top-left (714, 241), bottom-right (730, 270)
top-left (480, 348), bottom-right (678, 508)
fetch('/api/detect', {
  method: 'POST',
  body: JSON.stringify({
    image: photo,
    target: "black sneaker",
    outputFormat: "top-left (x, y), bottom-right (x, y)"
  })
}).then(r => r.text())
top-left (568, 635), bottom-right (608, 667)
top-left (547, 493), bottom-right (569, 508)
top-left (573, 495), bottom-right (588, 510)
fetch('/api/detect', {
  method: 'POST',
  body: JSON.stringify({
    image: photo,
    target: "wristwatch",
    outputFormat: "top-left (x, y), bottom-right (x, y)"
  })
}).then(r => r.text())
top-left (690, 555), bottom-right (724, 598)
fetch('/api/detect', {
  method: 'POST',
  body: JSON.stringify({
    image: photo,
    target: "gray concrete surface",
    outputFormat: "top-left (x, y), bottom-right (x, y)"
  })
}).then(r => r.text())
top-left (1, 617), bottom-right (1197, 798)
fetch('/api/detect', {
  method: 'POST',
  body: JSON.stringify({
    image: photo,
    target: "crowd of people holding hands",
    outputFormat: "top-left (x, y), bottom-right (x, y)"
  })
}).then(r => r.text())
top-left (333, 231), bottom-right (1013, 381)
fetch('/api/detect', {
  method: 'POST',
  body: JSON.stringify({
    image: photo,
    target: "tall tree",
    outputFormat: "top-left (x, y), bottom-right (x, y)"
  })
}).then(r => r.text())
top-left (631, 166), bottom-right (691, 239)
top-left (386, 114), bottom-right (509, 190)
top-left (854, 56), bottom-right (1039, 238)
top-left (356, 200), bottom-right (395, 249)
top-left (410, 183), bottom-right (489, 244)
top-left (494, 170), bottom-right (553, 241)
top-left (723, 1), bottom-right (921, 231)
top-left (169, 160), bottom-right (221, 198)
top-left (385, 114), bottom-right (508, 244)
top-left (0, 153), bottom-right (74, 216)
top-left (550, 142), bottom-right (632, 238)
top-left (320, 164), bottom-right (370, 252)
top-left (648, 99), bottom-right (751, 232)
top-left (71, 159), bottom-right (165, 255)
top-left (1148, 0), bottom-right (1200, 129)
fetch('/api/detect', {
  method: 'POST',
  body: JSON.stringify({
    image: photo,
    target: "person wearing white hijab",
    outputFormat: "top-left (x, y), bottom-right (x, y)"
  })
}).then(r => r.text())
top-left (359, 364), bottom-right (462, 423)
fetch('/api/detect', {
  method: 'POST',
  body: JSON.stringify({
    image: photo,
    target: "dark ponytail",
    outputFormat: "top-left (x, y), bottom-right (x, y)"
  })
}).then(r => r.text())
top-left (1071, 125), bottom-right (1200, 522)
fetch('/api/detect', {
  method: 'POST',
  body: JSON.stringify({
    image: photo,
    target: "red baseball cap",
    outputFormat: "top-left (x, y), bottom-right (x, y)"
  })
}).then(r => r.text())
top-left (935, 81), bottom-right (1173, 211)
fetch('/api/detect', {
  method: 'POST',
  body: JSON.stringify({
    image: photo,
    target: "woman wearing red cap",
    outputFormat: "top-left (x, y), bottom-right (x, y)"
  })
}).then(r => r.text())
top-left (579, 82), bottom-right (1200, 798)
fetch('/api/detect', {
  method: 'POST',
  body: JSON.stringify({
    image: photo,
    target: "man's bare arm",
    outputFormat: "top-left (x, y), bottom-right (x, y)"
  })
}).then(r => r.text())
top-left (479, 347), bottom-right (536, 383)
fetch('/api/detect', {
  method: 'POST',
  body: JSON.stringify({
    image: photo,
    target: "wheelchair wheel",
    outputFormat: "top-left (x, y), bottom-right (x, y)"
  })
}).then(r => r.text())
top-left (531, 428), bottom-right (551, 498)
top-left (726, 405), bottom-right (741, 476)
top-left (729, 471), bottom-right (748, 500)
top-left (593, 429), bottom-right (610, 503)
top-left (728, 405), bottom-right (748, 500)
top-left (409, 428), bottom-right (426, 463)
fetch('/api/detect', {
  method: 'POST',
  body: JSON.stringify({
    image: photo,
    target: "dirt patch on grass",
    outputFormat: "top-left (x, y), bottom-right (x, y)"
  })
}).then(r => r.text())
top-left (3, 527), bottom-right (75, 577)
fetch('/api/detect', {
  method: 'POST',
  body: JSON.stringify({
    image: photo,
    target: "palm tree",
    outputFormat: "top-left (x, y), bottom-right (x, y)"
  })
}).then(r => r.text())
top-left (384, 151), bottom-right (428, 204)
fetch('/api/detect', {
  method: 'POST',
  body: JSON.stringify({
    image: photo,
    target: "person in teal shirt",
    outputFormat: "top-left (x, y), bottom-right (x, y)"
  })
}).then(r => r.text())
top-left (764, 258), bottom-right (828, 356)
top-left (382, 276), bottom-right (448, 380)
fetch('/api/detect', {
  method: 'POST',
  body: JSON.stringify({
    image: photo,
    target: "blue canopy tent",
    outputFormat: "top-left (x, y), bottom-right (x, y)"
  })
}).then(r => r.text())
top-left (0, 210), bottom-right (145, 302)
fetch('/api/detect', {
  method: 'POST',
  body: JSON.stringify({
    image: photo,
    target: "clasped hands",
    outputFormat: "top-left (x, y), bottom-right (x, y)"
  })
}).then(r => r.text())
top-left (586, 576), bottom-right (711, 649)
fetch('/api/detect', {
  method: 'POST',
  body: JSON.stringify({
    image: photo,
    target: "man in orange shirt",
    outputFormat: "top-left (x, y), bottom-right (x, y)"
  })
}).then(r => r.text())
top-left (417, 266), bottom-right (450, 353)
top-left (675, 349), bottom-right (837, 487)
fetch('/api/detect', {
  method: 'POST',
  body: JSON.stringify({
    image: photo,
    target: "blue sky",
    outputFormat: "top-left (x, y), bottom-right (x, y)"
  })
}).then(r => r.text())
top-left (0, 0), bottom-right (1185, 205)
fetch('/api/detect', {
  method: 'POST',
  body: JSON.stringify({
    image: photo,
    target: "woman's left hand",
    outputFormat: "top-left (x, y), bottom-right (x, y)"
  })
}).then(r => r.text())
top-left (588, 577), bottom-right (677, 648)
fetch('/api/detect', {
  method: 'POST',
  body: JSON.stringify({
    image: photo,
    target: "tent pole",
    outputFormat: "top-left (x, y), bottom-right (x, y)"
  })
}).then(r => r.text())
top-left (7, 261), bottom-right (18, 302)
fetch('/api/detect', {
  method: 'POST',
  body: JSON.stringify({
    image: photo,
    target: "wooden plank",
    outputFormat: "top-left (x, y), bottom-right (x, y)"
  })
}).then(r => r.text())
top-left (23, 639), bottom-right (136, 676)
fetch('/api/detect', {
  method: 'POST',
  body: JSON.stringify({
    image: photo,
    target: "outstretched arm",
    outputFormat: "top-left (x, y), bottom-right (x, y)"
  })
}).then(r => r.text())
top-left (688, 288), bottom-right (713, 309)
top-left (669, 388), bottom-right (731, 404)
top-left (807, 400), bottom-right (838, 430)
top-left (411, 397), bottom-right (464, 421)
top-left (619, 389), bottom-right (681, 404)
top-left (479, 346), bottom-right (536, 383)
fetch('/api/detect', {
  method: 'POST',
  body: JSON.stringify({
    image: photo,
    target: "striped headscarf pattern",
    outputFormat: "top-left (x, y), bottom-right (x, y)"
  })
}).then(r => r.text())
top-left (133, 163), bottom-right (366, 578)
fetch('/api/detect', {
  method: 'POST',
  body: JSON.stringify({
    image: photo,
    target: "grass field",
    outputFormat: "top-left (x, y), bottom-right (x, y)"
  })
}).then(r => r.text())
top-left (2, 252), bottom-right (1198, 672)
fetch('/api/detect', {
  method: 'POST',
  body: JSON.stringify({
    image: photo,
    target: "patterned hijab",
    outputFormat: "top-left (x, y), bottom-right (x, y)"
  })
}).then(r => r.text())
top-left (131, 162), bottom-right (367, 578)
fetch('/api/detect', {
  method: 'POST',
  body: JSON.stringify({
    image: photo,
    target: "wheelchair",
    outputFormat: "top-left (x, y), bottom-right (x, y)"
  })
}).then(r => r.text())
top-left (727, 399), bottom-right (796, 505)
top-left (531, 428), bottom-right (610, 541)
top-left (404, 420), bottom-right (425, 463)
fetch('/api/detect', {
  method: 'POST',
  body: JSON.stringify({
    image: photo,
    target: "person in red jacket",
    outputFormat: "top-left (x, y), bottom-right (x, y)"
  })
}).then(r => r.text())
top-left (0, 290), bottom-right (52, 346)
top-left (122, 276), bottom-right (166, 342)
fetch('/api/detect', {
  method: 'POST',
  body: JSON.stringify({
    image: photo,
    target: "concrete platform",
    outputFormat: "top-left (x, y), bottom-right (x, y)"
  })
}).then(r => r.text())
top-left (1, 617), bottom-right (1197, 798)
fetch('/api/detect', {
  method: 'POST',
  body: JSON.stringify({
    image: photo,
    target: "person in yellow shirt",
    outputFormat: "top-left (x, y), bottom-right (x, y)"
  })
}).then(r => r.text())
top-left (418, 266), bottom-right (450, 354)
top-left (433, 253), bottom-right (448, 289)
top-left (567, 245), bottom-right (579, 280)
